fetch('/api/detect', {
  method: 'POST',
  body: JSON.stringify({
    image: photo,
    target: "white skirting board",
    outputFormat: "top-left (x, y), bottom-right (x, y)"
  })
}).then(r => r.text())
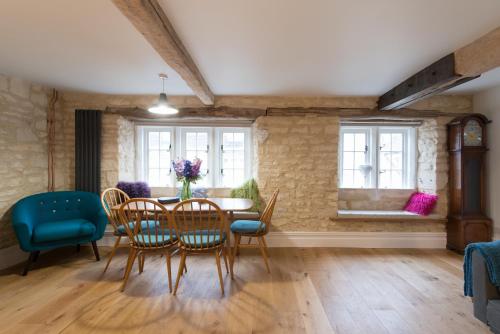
top-left (101, 231), bottom-right (447, 249)
top-left (0, 231), bottom-right (447, 270)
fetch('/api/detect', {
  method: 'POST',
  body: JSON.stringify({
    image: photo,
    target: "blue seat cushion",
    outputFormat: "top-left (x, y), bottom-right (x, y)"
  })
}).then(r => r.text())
top-left (181, 231), bottom-right (226, 248)
top-left (230, 220), bottom-right (265, 234)
top-left (33, 219), bottom-right (96, 243)
top-left (117, 220), bottom-right (161, 235)
top-left (133, 234), bottom-right (176, 247)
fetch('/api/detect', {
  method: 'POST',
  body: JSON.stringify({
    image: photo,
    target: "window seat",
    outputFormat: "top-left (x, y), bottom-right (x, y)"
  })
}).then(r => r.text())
top-left (331, 210), bottom-right (447, 223)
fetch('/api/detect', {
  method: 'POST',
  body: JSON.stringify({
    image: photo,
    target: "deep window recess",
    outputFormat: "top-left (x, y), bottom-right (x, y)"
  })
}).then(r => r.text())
top-left (339, 125), bottom-right (416, 189)
top-left (137, 126), bottom-right (252, 188)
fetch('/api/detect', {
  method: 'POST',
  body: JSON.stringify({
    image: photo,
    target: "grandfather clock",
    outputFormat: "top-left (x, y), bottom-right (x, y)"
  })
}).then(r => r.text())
top-left (447, 114), bottom-right (492, 253)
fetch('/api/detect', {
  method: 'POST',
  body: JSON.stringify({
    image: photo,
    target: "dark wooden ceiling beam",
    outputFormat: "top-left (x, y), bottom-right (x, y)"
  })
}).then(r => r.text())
top-left (378, 26), bottom-right (500, 111)
top-left (112, 0), bottom-right (214, 105)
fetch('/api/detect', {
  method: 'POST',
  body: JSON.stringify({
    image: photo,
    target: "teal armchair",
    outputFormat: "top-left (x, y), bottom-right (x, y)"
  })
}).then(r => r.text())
top-left (12, 191), bottom-right (108, 275)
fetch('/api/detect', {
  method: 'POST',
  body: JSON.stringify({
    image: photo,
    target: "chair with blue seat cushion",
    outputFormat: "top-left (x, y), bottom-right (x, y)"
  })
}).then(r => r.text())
top-left (172, 199), bottom-right (230, 296)
top-left (101, 188), bottom-right (130, 273)
top-left (118, 198), bottom-right (179, 292)
top-left (12, 191), bottom-right (108, 275)
top-left (231, 189), bottom-right (279, 274)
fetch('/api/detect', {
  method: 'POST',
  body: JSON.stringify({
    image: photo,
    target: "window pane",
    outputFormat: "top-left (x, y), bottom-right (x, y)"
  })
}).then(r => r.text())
top-left (158, 169), bottom-right (169, 186)
top-left (197, 132), bottom-right (208, 149)
top-left (222, 169), bottom-right (234, 187)
top-left (159, 132), bottom-right (170, 150)
top-left (149, 132), bottom-right (159, 150)
top-left (234, 133), bottom-right (245, 149)
top-left (234, 151), bottom-right (245, 168)
top-left (159, 151), bottom-right (169, 168)
top-left (354, 152), bottom-right (365, 168)
top-left (379, 171), bottom-right (390, 188)
top-left (342, 170), bottom-right (354, 188)
top-left (391, 133), bottom-right (403, 151)
top-left (391, 152), bottom-right (403, 169)
top-left (380, 133), bottom-right (391, 152)
top-left (343, 133), bottom-right (354, 151)
top-left (391, 171), bottom-right (403, 188)
top-left (149, 150), bottom-right (159, 169)
top-left (149, 169), bottom-right (160, 187)
top-left (353, 170), bottom-right (365, 188)
top-left (343, 152), bottom-right (354, 169)
top-left (380, 152), bottom-right (391, 170)
top-left (186, 133), bottom-right (197, 150)
top-left (223, 133), bottom-right (234, 149)
top-left (354, 133), bottom-right (366, 151)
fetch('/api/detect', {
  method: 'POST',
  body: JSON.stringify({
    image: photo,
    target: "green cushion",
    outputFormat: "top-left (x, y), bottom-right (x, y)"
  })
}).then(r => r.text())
top-left (230, 220), bottom-right (265, 234)
top-left (117, 220), bottom-right (161, 234)
top-left (33, 219), bottom-right (96, 243)
top-left (133, 234), bottom-right (176, 247)
top-left (180, 232), bottom-right (226, 248)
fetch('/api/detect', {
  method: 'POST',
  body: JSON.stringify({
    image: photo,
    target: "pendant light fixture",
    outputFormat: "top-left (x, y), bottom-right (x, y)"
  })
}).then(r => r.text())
top-left (148, 73), bottom-right (178, 115)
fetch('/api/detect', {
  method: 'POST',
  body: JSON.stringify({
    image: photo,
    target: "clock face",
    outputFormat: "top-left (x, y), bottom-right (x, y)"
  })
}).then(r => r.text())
top-left (464, 120), bottom-right (483, 146)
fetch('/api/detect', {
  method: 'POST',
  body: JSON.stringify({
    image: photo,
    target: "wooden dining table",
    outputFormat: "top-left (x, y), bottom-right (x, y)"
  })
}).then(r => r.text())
top-left (111, 197), bottom-right (254, 271)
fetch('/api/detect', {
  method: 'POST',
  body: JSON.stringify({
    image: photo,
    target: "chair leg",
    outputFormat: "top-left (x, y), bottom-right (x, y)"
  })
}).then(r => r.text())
top-left (222, 247), bottom-right (229, 274)
top-left (261, 235), bottom-right (270, 258)
top-left (247, 237), bottom-right (252, 245)
top-left (231, 234), bottom-right (241, 278)
top-left (91, 241), bottom-right (100, 261)
top-left (173, 251), bottom-right (187, 295)
top-left (103, 236), bottom-right (121, 273)
top-left (22, 251), bottom-right (39, 276)
top-left (121, 248), bottom-right (137, 292)
top-left (166, 252), bottom-right (172, 292)
top-left (215, 249), bottom-right (224, 296)
top-left (138, 253), bottom-right (145, 274)
top-left (258, 237), bottom-right (271, 273)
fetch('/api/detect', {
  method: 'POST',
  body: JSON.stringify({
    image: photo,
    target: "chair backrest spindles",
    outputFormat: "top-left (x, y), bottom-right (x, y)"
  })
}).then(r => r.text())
top-left (172, 199), bottom-right (225, 251)
top-left (259, 189), bottom-right (279, 233)
top-left (101, 188), bottom-right (130, 233)
top-left (118, 199), bottom-right (175, 250)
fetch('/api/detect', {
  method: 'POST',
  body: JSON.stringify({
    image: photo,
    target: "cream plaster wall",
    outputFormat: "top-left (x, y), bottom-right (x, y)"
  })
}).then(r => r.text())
top-left (473, 86), bottom-right (500, 237)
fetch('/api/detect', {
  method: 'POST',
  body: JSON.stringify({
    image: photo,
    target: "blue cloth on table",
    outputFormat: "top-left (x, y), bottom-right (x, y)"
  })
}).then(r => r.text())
top-left (464, 240), bottom-right (500, 297)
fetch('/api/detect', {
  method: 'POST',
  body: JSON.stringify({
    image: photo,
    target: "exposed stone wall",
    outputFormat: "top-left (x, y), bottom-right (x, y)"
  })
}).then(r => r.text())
top-left (253, 116), bottom-right (339, 231)
top-left (417, 117), bottom-right (452, 217)
top-left (0, 75), bottom-right (49, 249)
top-left (118, 117), bottom-right (135, 182)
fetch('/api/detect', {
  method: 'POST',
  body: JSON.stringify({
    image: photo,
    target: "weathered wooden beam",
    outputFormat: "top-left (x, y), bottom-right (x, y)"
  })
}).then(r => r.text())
top-left (112, 0), bottom-right (214, 105)
top-left (378, 54), bottom-right (478, 110)
top-left (105, 106), bottom-right (266, 120)
top-left (265, 107), bottom-right (469, 118)
top-left (379, 26), bottom-right (500, 111)
top-left (455, 26), bottom-right (500, 77)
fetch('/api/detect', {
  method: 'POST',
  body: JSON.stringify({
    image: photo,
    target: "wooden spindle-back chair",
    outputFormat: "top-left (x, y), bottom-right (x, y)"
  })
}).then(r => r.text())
top-left (172, 199), bottom-right (230, 296)
top-left (231, 189), bottom-right (279, 273)
top-left (100, 188), bottom-right (130, 272)
top-left (118, 199), bottom-right (178, 292)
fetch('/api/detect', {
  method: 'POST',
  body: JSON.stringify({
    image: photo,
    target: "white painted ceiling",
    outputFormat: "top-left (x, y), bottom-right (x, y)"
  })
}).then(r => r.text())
top-left (0, 0), bottom-right (499, 96)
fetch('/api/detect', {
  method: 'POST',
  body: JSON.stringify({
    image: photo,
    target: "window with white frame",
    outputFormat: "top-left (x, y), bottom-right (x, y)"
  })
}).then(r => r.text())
top-left (137, 125), bottom-right (252, 188)
top-left (339, 125), bottom-right (416, 189)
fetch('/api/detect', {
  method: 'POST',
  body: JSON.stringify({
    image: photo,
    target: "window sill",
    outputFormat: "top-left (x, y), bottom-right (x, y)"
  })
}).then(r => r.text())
top-left (331, 210), bottom-right (447, 223)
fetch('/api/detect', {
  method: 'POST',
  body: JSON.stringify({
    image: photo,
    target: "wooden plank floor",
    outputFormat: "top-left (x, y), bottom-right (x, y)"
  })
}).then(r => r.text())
top-left (0, 246), bottom-right (491, 334)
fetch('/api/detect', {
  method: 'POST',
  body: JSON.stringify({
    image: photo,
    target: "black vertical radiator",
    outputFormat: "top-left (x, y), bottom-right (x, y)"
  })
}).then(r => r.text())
top-left (75, 109), bottom-right (102, 194)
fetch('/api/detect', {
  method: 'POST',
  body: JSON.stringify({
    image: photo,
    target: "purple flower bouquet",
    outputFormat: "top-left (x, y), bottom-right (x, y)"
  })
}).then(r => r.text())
top-left (172, 158), bottom-right (203, 200)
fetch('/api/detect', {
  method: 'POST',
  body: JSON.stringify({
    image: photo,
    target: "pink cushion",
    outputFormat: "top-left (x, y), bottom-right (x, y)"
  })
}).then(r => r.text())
top-left (403, 192), bottom-right (438, 216)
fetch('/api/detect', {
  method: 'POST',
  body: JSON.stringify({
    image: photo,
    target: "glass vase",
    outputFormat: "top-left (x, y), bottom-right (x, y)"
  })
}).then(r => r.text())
top-left (180, 179), bottom-right (192, 201)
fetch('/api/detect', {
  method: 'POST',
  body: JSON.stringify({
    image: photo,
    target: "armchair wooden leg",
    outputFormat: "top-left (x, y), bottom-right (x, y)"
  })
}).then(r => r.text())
top-left (258, 237), bottom-right (271, 273)
top-left (22, 251), bottom-right (39, 276)
top-left (173, 251), bottom-right (187, 295)
top-left (121, 248), bottom-right (137, 292)
top-left (166, 252), bottom-right (172, 292)
top-left (215, 249), bottom-right (224, 296)
top-left (91, 241), bottom-right (100, 261)
top-left (103, 236), bottom-right (121, 273)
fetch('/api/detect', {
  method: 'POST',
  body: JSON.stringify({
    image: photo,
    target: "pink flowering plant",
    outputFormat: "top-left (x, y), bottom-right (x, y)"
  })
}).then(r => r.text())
top-left (172, 158), bottom-right (203, 200)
